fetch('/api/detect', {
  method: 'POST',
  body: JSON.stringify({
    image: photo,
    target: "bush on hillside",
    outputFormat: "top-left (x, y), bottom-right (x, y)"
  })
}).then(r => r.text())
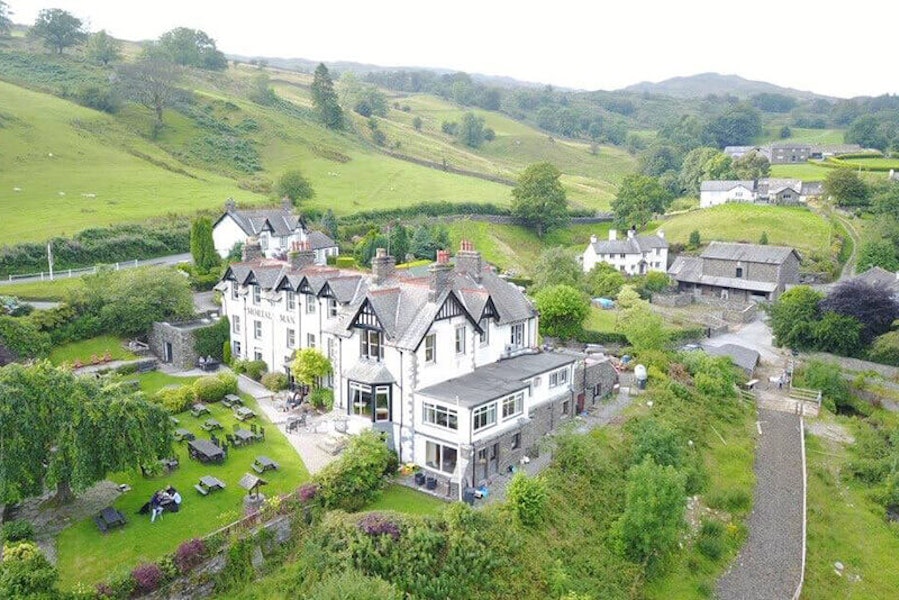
top-left (0, 316), bottom-right (52, 362)
top-left (0, 542), bottom-right (59, 598)
top-left (309, 388), bottom-right (334, 411)
top-left (233, 359), bottom-right (267, 381)
top-left (192, 374), bottom-right (235, 403)
top-left (261, 371), bottom-right (288, 392)
top-left (2, 521), bottom-right (34, 543)
top-left (316, 430), bottom-right (391, 511)
top-left (154, 385), bottom-right (195, 414)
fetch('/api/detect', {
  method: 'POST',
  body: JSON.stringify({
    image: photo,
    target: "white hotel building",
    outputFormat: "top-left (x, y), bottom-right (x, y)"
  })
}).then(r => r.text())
top-left (221, 240), bottom-right (616, 496)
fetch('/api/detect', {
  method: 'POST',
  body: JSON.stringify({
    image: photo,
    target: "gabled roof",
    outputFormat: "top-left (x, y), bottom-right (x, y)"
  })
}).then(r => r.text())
top-left (854, 266), bottom-right (899, 292)
top-left (703, 343), bottom-right (760, 373)
top-left (700, 242), bottom-right (799, 265)
top-left (215, 207), bottom-right (305, 238)
top-left (668, 255), bottom-right (778, 292)
top-left (590, 234), bottom-right (668, 256)
top-left (700, 180), bottom-right (755, 193)
top-left (306, 230), bottom-right (338, 250)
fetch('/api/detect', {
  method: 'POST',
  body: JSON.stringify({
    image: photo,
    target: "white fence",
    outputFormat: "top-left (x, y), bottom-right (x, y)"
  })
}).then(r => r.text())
top-left (3, 259), bottom-right (142, 283)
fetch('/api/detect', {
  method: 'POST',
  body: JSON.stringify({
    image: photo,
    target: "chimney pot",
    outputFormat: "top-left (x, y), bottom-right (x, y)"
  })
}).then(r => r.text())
top-left (590, 234), bottom-right (597, 244)
top-left (609, 229), bottom-right (617, 241)
top-left (437, 250), bottom-right (450, 264)
top-left (657, 230), bottom-right (665, 239)
top-left (242, 237), bottom-right (263, 262)
top-left (371, 247), bottom-right (395, 284)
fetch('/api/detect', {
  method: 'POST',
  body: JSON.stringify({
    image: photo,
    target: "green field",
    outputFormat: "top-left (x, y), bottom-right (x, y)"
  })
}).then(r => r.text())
top-left (661, 204), bottom-right (833, 257)
top-left (769, 162), bottom-right (833, 181)
top-left (775, 128), bottom-right (845, 145)
top-left (365, 484), bottom-right (447, 516)
top-left (49, 336), bottom-right (135, 366)
top-left (0, 277), bottom-right (82, 300)
top-left (55, 375), bottom-right (310, 589)
top-left (839, 157), bottom-right (899, 170)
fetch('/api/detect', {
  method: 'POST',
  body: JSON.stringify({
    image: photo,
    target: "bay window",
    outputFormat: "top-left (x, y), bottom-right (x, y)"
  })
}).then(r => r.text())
top-left (426, 441), bottom-right (458, 474)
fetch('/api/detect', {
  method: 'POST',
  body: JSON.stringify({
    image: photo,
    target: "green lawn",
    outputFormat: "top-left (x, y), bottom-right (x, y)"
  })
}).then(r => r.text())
top-left (585, 306), bottom-right (620, 333)
top-left (839, 157), bottom-right (899, 170)
top-left (0, 277), bottom-right (83, 300)
top-left (55, 375), bottom-right (310, 589)
top-left (775, 128), bottom-right (845, 145)
top-left (130, 371), bottom-right (200, 395)
top-left (769, 162), bottom-right (834, 181)
top-left (662, 204), bottom-right (833, 257)
top-left (366, 484), bottom-right (448, 516)
top-left (49, 336), bottom-right (135, 366)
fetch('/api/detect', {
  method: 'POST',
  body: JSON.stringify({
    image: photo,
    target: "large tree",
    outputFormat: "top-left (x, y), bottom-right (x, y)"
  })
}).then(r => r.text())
top-left (732, 151), bottom-right (770, 180)
top-left (0, 1), bottom-right (12, 37)
top-left (29, 8), bottom-right (87, 54)
top-left (768, 285), bottom-right (823, 350)
top-left (531, 247), bottom-right (582, 292)
top-left (157, 27), bottom-right (227, 70)
top-left (678, 147), bottom-right (736, 196)
top-left (457, 112), bottom-right (487, 148)
top-left (611, 174), bottom-right (672, 228)
top-left (311, 63), bottom-right (344, 130)
top-left (291, 348), bottom-right (332, 390)
top-left (824, 168), bottom-right (869, 207)
top-left (190, 217), bottom-right (219, 272)
top-left (118, 54), bottom-right (180, 135)
top-left (534, 284), bottom-right (589, 340)
top-left (84, 29), bottom-right (122, 66)
top-left (277, 169), bottom-right (315, 205)
top-left (845, 115), bottom-right (889, 152)
top-left (511, 162), bottom-right (569, 237)
top-left (702, 104), bottom-right (762, 148)
top-left (0, 362), bottom-right (173, 505)
top-left (819, 279), bottom-right (899, 345)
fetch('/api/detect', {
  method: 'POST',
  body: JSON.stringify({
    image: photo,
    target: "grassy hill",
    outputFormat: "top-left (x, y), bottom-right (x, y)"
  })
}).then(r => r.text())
top-left (0, 46), bottom-right (636, 246)
top-left (623, 72), bottom-right (828, 100)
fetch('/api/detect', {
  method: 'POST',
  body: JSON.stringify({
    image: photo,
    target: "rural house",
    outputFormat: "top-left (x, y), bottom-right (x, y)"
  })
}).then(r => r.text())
top-left (220, 240), bottom-right (617, 497)
top-left (723, 144), bottom-right (810, 164)
top-left (699, 178), bottom-right (822, 208)
top-left (668, 241), bottom-right (801, 301)
top-left (581, 228), bottom-right (669, 275)
top-left (212, 199), bottom-right (338, 263)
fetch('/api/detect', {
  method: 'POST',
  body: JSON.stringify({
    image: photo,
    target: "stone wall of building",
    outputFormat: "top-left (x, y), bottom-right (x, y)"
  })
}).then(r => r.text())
top-left (149, 322), bottom-right (200, 371)
top-left (651, 292), bottom-right (693, 307)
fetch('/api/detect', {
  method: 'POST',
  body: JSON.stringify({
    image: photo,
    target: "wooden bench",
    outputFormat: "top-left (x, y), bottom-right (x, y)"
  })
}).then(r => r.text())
top-left (194, 484), bottom-right (209, 496)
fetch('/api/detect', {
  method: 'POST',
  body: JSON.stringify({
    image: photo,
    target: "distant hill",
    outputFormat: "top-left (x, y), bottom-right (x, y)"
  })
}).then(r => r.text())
top-left (621, 72), bottom-right (830, 100)
top-left (227, 54), bottom-right (547, 89)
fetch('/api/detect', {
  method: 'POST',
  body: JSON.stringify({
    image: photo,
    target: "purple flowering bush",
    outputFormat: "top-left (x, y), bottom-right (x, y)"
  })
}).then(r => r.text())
top-left (357, 513), bottom-right (401, 540)
top-left (131, 562), bottom-right (163, 594)
top-left (174, 538), bottom-right (207, 574)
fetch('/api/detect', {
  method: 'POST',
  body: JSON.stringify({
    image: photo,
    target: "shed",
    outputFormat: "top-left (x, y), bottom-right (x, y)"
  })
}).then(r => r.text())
top-left (703, 343), bottom-right (760, 376)
top-left (238, 473), bottom-right (268, 499)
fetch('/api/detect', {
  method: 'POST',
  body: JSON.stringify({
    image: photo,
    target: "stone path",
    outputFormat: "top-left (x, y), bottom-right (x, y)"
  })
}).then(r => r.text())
top-left (717, 408), bottom-right (805, 600)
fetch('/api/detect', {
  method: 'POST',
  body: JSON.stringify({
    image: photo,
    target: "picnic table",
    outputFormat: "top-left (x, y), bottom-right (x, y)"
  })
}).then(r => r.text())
top-left (202, 418), bottom-right (223, 432)
top-left (285, 414), bottom-right (306, 433)
top-left (159, 457), bottom-right (180, 472)
top-left (234, 428), bottom-right (258, 445)
top-left (223, 394), bottom-right (243, 408)
top-left (191, 403), bottom-right (211, 417)
top-left (94, 506), bottom-right (126, 533)
top-left (252, 455), bottom-right (280, 473)
top-left (188, 439), bottom-right (225, 464)
top-left (195, 475), bottom-right (226, 496)
top-left (234, 406), bottom-right (256, 421)
top-left (174, 428), bottom-right (195, 442)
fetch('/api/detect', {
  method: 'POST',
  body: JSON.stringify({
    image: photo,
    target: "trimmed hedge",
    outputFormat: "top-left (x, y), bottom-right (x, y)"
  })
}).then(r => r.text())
top-left (575, 328), bottom-right (629, 346)
top-left (0, 316), bottom-right (52, 362)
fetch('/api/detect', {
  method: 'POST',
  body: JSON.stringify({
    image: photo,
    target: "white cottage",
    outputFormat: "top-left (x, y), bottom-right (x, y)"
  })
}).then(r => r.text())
top-left (699, 180), bottom-right (756, 208)
top-left (581, 228), bottom-right (668, 275)
top-left (212, 199), bottom-right (338, 263)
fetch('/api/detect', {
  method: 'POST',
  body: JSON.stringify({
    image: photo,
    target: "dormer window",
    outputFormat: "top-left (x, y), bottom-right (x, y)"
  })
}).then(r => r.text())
top-left (305, 297), bottom-right (316, 314)
top-left (510, 323), bottom-right (525, 349)
top-left (328, 298), bottom-right (338, 318)
top-left (286, 291), bottom-right (296, 310)
top-left (231, 283), bottom-right (239, 300)
top-left (252, 286), bottom-right (261, 305)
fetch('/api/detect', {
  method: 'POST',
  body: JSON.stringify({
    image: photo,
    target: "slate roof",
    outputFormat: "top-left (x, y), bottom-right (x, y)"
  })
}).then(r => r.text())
top-left (218, 207), bottom-right (304, 237)
top-left (417, 351), bottom-right (577, 408)
top-left (700, 180), bottom-right (755, 193)
top-left (703, 343), bottom-right (760, 373)
top-left (306, 230), bottom-right (338, 249)
top-left (226, 253), bottom-right (537, 353)
top-left (590, 233), bottom-right (668, 256)
top-left (854, 267), bottom-right (899, 293)
top-left (700, 242), bottom-right (799, 265)
top-left (344, 361), bottom-right (395, 384)
top-left (757, 179), bottom-right (801, 196)
top-left (668, 255), bottom-right (778, 292)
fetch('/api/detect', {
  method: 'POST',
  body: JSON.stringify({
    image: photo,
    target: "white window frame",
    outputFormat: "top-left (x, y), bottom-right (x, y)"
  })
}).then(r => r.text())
top-left (286, 328), bottom-right (296, 348)
top-left (455, 325), bottom-right (466, 355)
top-left (307, 333), bottom-right (316, 349)
top-left (286, 291), bottom-right (296, 310)
top-left (253, 349), bottom-right (263, 361)
top-left (252, 285), bottom-right (261, 305)
top-left (232, 315), bottom-right (241, 334)
top-left (305, 296), bottom-right (316, 314)
top-left (479, 319), bottom-right (489, 345)
top-left (549, 368), bottom-right (569, 388)
top-left (422, 402), bottom-right (459, 430)
top-left (472, 402), bottom-right (497, 432)
top-left (253, 320), bottom-right (262, 340)
top-left (233, 340), bottom-right (242, 358)
top-left (425, 440), bottom-right (458, 474)
top-left (425, 332), bottom-right (437, 363)
top-left (510, 322), bottom-right (525, 349)
top-left (360, 329), bottom-right (384, 361)
top-left (231, 283), bottom-right (239, 300)
top-left (501, 391), bottom-right (524, 420)
top-left (328, 298), bottom-right (338, 318)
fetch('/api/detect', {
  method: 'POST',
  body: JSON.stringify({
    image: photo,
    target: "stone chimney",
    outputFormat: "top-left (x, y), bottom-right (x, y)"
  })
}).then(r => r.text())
top-left (627, 226), bottom-right (636, 239)
top-left (371, 247), bottom-right (396, 284)
top-left (429, 249), bottom-right (453, 301)
top-left (281, 196), bottom-right (293, 211)
top-left (454, 239), bottom-right (483, 282)
top-left (609, 229), bottom-right (617, 241)
top-left (590, 234), bottom-right (598, 244)
top-left (242, 236), bottom-right (263, 261)
top-left (657, 229), bottom-right (665, 239)
top-left (225, 197), bottom-right (236, 211)
top-left (288, 240), bottom-right (315, 270)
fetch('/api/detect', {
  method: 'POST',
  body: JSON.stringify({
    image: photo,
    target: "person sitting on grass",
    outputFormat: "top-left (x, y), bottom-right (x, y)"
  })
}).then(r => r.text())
top-left (165, 486), bottom-right (182, 513)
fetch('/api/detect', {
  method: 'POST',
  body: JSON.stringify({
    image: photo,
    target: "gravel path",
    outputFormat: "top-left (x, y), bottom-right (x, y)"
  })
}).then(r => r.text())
top-left (717, 408), bottom-right (804, 600)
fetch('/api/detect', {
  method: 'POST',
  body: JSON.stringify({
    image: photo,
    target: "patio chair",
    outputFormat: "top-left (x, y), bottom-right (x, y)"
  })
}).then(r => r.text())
top-left (258, 427), bottom-right (265, 441)
top-left (250, 423), bottom-right (258, 434)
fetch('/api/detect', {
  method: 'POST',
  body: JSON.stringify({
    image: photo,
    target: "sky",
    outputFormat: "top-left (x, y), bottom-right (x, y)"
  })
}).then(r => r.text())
top-left (7, 0), bottom-right (898, 98)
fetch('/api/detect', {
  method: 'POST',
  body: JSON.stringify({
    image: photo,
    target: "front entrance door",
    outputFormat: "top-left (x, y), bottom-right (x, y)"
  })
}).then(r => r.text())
top-left (163, 342), bottom-right (173, 363)
top-left (577, 393), bottom-right (585, 413)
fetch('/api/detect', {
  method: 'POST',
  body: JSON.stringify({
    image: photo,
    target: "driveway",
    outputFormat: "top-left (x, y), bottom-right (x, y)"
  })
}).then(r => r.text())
top-left (717, 409), bottom-right (804, 600)
top-left (704, 316), bottom-right (783, 365)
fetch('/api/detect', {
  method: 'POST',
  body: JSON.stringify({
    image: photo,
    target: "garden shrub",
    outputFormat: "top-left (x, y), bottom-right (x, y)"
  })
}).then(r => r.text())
top-left (261, 371), bottom-right (289, 392)
top-left (0, 543), bottom-right (59, 599)
top-left (696, 519), bottom-right (725, 560)
top-left (304, 570), bottom-right (404, 599)
top-left (506, 472), bottom-right (549, 527)
top-left (193, 375), bottom-right (231, 403)
top-left (705, 487), bottom-right (752, 513)
top-left (216, 538), bottom-right (255, 591)
top-left (174, 538), bottom-right (206, 574)
top-left (309, 388), bottom-right (334, 411)
top-left (154, 385), bottom-right (195, 414)
top-left (222, 340), bottom-right (233, 366)
top-left (0, 316), bottom-right (52, 361)
top-left (1, 521), bottom-right (34, 543)
top-left (234, 359), bottom-right (267, 381)
top-left (131, 562), bottom-right (163, 595)
top-left (316, 430), bottom-right (391, 511)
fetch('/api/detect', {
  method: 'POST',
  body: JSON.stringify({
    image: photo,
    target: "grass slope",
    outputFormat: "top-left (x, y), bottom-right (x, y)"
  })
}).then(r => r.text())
top-left (49, 336), bottom-right (135, 366)
top-left (661, 204), bottom-right (833, 257)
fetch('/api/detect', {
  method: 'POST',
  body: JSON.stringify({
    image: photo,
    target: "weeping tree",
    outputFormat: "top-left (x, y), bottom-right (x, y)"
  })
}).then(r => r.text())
top-left (0, 362), bottom-right (173, 505)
